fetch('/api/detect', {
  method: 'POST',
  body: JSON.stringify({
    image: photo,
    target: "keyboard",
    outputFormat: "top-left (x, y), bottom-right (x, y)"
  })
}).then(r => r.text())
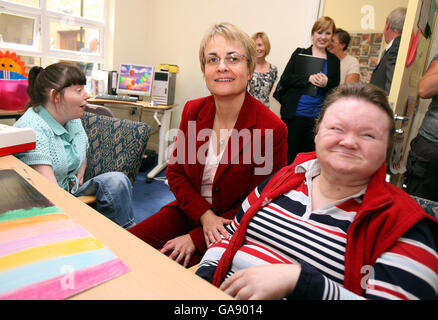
top-left (94, 94), bottom-right (139, 102)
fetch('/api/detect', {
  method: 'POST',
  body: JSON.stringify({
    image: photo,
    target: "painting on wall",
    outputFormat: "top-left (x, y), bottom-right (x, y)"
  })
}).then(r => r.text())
top-left (347, 32), bottom-right (385, 83)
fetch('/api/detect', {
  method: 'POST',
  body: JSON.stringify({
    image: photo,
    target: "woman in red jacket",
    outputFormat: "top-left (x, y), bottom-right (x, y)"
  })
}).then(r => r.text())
top-left (129, 22), bottom-right (288, 267)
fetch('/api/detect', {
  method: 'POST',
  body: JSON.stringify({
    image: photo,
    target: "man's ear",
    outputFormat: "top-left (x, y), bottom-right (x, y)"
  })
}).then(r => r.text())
top-left (384, 21), bottom-right (391, 33)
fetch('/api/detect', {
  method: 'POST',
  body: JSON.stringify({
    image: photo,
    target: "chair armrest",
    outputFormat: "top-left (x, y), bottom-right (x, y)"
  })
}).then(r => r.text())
top-left (77, 195), bottom-right (97, 204)
top-left (188, 264), bottom-right (199, 273)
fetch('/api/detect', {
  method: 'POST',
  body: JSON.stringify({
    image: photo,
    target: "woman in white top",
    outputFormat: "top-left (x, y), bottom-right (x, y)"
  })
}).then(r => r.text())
top-left (328, 28), bottom-right (360, 84)
top-left (249, 32), bottom-right (278, 108)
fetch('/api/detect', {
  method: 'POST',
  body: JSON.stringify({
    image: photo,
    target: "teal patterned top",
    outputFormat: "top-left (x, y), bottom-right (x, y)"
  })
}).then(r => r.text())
top-left (14, 106), bottom-right (88, 193)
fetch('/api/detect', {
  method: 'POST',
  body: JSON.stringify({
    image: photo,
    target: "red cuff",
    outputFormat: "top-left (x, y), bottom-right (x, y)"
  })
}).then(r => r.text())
top-left (189, 226), bottom-right (207, 254)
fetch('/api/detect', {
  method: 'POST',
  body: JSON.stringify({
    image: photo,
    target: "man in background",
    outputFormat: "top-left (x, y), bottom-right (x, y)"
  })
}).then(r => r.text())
top-left (370, 7), bottom-right (406, 95)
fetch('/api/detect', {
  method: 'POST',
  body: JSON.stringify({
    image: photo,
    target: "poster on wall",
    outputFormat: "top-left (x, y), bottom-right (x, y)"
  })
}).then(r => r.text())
top-left (347, 32), bottom-right (385, 83)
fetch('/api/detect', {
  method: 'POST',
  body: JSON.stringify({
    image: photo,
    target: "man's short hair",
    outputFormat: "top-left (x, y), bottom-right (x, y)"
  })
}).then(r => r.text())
top-left (387, 7), bottom-right (407, 34)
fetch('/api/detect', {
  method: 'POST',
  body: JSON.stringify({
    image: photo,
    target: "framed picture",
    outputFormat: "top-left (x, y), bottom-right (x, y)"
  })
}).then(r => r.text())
top-left (360, 67), bottom-right (372, 82)
top-left (351, 47), bottom-right (361, 57)
top-left (359, 58), bottom-right (369, 66)
top-left (360, 44), bottom-right (370, 56)
top-left (369, 56), bottom-right (379, 68)
top-left (370, 45), bottom-right (381, 56)
top-left (351, 36), bottom-right (361, 47)
top-left (349, 32), bottom-right (385, 77)
top-left (361, 33), bottom-right (371, 44)
top-left (374, 33), bottom-right (383, 44)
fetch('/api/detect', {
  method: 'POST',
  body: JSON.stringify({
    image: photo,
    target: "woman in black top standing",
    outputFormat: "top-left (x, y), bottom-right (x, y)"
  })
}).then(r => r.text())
top-left (275, 16), bottom-right (340, 164)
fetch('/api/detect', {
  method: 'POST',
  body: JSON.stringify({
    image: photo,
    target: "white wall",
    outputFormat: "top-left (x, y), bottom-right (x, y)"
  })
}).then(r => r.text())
top-left (324, 0), bottom-right (409, 32)
top-left (109, 0), bottom-right (321, 128)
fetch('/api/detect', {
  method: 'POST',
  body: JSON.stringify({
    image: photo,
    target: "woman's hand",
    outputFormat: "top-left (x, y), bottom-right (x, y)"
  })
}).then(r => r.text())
top-left (160, 234), bottom-right (196, 267)
top-left (309, 73), bottom-right (328, 87)
top-left (199, 209), bottom-right (233, 246)
top-left (219, 264), bottom-right (301, 300)
top-left (76, 172), bottom-right (84, 187)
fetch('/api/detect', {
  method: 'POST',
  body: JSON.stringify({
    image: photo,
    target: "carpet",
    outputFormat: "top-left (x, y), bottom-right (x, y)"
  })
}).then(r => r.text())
top-left (132, 168), bottom-right (175, 224)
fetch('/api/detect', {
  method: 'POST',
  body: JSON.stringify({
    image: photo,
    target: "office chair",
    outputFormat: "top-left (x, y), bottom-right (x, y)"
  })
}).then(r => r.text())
top-left (77, 111), bottom-right (151, 205)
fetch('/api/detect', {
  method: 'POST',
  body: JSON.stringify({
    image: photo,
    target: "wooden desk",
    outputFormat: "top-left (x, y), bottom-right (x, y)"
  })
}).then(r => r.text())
top-left (0, 108), bottom-right (24, 120)
top-left (88, 98), bottom-right (174, 111)
top-left (87, 98), bottom-right (176, 182)
top-left (0, 155), bottom-right (231, 300)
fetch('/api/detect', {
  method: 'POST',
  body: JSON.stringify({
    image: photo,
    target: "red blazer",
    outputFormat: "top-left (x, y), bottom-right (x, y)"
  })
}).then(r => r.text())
top-left (165, 92), bottom-right (288, 252)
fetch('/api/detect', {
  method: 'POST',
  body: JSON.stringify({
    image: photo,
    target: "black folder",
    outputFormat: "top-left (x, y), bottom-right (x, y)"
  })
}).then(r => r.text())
top-left (295, 53), bottom-right (325, 96)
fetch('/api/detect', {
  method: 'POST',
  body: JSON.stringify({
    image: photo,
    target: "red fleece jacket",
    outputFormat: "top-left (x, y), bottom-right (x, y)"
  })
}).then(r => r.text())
top-left (213, 152), bottom-right (438, 295)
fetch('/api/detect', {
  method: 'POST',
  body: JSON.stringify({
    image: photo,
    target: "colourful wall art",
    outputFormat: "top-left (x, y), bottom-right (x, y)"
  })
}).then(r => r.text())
top-left (347, 32), bottom-right (385, 83)
top-left (0, 170), bottom-right (130, 300)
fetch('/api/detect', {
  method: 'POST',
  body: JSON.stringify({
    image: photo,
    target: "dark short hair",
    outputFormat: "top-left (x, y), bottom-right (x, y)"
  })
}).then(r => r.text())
top-left (334, 28), bottom-right (351, 51)
top-left (315, 82), bottom-right (395, 151)
top-left (26, 62), bottom-right (86, 109)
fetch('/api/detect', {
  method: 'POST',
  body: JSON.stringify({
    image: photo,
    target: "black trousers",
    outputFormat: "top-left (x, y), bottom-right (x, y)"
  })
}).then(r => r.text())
top-left (404, 135), bottom-right (438, 202)
top-left (282, 116), bottom-right (316, 165)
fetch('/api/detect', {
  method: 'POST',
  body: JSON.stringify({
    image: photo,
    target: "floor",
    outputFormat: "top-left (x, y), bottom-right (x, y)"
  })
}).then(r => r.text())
top-left (131, 163), bottom-right (175, 224)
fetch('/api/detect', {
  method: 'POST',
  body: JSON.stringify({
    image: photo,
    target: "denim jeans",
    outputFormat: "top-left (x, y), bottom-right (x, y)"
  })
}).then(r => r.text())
top-left (74, 172), bottom-right (135, 229)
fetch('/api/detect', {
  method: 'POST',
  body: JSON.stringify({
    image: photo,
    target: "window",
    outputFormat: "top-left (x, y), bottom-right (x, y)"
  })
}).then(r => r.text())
top-left (0, 0), bottom-right (106, 74)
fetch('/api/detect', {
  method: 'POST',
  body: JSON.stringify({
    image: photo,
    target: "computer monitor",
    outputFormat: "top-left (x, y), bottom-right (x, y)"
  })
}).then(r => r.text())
top-left (117, 63), bottom-right (154, 97)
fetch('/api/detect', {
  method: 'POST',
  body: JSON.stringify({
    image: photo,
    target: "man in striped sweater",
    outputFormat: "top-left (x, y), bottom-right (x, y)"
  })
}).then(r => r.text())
top-left (196, 83), bottom-right (438, 300)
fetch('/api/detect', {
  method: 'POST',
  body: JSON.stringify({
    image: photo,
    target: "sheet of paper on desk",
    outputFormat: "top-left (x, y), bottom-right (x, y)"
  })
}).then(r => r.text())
top-left (0, 169), bottom-right (130, 300)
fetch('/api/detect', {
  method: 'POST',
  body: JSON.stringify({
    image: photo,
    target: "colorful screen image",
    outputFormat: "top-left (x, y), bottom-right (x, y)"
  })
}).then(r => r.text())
top-left (117, 63), bottom-right (154, 96)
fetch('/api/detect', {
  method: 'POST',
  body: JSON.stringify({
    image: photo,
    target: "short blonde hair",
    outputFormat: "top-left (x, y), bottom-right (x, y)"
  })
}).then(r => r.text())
top-left (199, 22), bottom-right (256, 75)
top-left (252, 32), bottom-right (271, 56)
top-left (311, 16), bottom-right (336, 35)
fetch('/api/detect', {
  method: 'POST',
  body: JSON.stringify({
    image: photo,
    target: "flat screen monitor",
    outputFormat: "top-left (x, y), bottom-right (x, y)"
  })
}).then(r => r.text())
top-left (117, 63), bottom-right (154, 97)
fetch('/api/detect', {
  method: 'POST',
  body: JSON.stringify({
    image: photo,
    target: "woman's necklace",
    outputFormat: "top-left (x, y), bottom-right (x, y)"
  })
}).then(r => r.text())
top-left (214, 115), bottom-right (234, 146)
top-left (219, 128), bottom-right (232, 146)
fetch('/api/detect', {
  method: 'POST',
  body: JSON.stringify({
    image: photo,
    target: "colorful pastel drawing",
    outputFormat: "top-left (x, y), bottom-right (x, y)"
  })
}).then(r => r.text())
top-left (0, 170), bottom-right (130, 300)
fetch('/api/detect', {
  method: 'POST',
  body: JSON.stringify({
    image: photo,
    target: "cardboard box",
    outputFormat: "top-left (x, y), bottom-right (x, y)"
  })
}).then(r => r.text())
top-left (0, 124), bottom-right (36, 156)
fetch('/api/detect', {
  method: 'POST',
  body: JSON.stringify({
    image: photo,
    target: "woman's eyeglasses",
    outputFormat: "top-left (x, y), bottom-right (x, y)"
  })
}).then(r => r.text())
top-left (203, 53), bottom-right (248, 66)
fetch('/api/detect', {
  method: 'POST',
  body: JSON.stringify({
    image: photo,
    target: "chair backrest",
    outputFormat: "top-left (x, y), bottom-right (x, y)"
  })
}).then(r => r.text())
top-left (411, 195), bottom-right (438, 219)
top-left (84, 104), bottom-right (115, 117)
top-left (81, 111), bottom-right (151, 185)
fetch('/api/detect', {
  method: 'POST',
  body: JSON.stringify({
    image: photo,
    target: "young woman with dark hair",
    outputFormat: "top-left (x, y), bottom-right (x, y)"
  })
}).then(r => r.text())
top-left (14, 62), bottom-right (135, 228)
